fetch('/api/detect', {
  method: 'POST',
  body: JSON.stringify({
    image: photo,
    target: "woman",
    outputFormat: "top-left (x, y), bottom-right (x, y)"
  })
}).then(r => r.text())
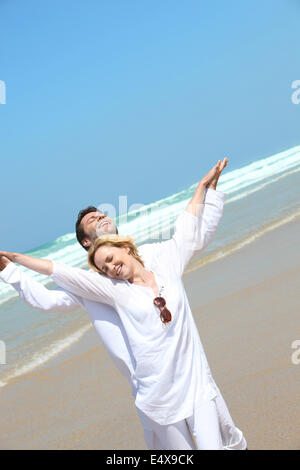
top-left (0, 159), bottom-right (247, 450)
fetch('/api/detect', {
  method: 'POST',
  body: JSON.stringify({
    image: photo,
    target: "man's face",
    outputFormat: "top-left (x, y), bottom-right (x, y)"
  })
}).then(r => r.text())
top-left (80, 211), bottom-right (117, 249)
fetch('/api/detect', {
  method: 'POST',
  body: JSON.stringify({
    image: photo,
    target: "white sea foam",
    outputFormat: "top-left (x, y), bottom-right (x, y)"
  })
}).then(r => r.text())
top-left (0, 323), bottom-right (92, 388)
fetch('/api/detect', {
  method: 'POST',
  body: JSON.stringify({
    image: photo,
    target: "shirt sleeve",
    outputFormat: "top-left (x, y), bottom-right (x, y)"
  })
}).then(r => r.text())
top-left (148, 188), bottom-right (226, 276)
top-left (0, 262), bottom-right (81, 312)
top-left (51, 261), bottom-right (115, 306)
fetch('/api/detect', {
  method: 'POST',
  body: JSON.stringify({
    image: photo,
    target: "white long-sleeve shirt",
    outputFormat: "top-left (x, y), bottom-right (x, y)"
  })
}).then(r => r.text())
top-left (49, 189), bottom-right (226, 425)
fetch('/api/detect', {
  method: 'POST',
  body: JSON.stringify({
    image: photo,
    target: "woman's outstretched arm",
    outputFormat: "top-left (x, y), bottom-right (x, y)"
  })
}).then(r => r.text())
top-left (146, 159), bottom-right (228, 276)
top-left (185, 158), bottom-right (228, 216)
top-left (0, 251), bottom-right (114, 306)
top-left (0, 251), bottom-right (53, 275)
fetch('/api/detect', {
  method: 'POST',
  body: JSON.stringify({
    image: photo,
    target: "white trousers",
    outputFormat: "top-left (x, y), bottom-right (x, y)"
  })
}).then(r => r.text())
top-left (139, 389), bottom-right (247, 450)
top-left (142, 399), bottom-right (222, 450)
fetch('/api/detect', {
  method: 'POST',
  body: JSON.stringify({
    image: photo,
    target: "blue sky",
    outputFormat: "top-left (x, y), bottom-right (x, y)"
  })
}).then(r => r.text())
top-left (1, 0), bottom-right (299, 252)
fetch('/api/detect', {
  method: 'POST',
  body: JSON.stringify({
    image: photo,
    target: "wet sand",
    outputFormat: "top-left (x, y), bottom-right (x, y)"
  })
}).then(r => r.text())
top-left (0, 217), bottom-right (299, 450)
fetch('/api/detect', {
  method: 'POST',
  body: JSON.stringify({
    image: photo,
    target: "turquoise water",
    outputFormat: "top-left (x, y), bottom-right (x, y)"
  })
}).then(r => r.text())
top-left (0, 145), bottom-right (299, 386)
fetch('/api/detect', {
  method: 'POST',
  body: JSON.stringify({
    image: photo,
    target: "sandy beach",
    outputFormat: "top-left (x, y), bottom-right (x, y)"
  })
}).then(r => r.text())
top-left (0, 216), bottom-right (299, 450)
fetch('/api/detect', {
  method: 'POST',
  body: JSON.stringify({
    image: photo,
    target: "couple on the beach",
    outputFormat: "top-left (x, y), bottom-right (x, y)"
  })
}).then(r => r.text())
top-left (0, 159), bottom-right (247, 450)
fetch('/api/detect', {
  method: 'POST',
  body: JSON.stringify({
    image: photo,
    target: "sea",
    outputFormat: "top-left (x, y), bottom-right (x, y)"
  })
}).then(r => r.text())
top-left (0, 145), bottom-right (299, 387)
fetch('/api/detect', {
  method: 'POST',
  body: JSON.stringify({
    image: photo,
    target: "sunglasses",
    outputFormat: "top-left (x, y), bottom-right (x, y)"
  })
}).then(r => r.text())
top-left (153, 297), bottom-right (172, 324)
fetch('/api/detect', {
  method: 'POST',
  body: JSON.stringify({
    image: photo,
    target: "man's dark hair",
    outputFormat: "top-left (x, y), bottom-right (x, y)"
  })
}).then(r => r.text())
top-left (75, 206), bottom-right (98, 251)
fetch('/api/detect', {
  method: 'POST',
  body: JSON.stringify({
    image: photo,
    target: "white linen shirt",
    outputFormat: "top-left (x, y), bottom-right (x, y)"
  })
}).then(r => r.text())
top-left (50, 189), bottom-right (226, 425)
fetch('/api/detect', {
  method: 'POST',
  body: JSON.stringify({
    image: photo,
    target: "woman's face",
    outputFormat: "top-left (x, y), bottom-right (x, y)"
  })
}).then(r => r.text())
top-left (94, 245), bottom-right (135, 280)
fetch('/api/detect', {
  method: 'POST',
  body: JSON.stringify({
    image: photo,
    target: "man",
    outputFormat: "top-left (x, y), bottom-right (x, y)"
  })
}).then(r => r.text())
top-left (75, 207), bottom-right (119, 250)
top-left (0, 159), bottom-right (242, 449)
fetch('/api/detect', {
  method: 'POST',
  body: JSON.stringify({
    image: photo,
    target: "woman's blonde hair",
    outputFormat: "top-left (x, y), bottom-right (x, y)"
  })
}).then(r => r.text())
top-left (88, 234), bottom-right (144, 274)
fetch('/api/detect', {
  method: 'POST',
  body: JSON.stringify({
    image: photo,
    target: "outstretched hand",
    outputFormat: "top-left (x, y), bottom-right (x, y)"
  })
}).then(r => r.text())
top-left (0, 256), bottom-right (11, 271)
top-left (200, 158), bottom-right (228, 190)
top-left (0, 251), bottom-right (15, 261)
top-left (0, 251), bottom-right (52, 275)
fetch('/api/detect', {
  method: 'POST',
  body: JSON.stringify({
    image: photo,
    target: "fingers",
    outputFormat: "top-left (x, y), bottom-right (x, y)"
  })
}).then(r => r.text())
top-left (0, 255), bottom-right (11, 270)
top-left (216, 157), bottom-right (228, 172)
top-left (202, 158), bottom-right (228, 187)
